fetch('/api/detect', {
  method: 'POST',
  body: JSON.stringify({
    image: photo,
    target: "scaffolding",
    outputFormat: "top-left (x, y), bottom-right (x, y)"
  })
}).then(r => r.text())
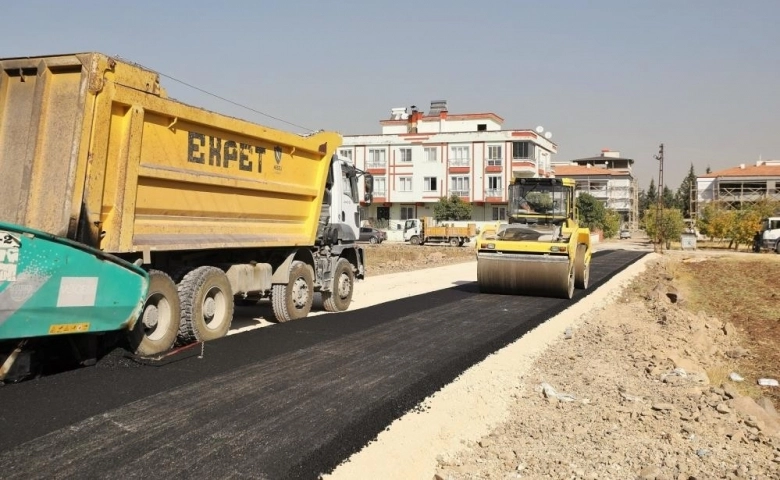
top-left (573, 175), bottom-right (639, 229)
top-left (692, 177), bottom-right (780, 221)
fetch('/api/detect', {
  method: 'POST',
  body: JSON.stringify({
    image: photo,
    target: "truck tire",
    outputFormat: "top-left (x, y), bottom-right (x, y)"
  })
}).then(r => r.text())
top-left (322, 258), bottom-right (354, 312)
top-left (574, 244), bottom-right (590, 289)
top-left (271, 260), bottom-right (314, 322)
top-left (131, 270), bottom-right (180, 356)
top-left (776, 241), bottom-right (780, 254)
top-left (449, 238), bottom-right (459, 247)
top-left (410, 236), bottom-right (420, 246)
top-left (458, 240), bottom-right (465, 247)
top-left (177, 266), bottom-right (234, 344)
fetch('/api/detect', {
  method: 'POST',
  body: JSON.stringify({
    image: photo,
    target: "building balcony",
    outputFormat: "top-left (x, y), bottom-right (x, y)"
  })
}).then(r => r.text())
top-left (485, 188), bottom-right (503, 198)
top-left (448, 158), bottom-right (470, 167)
top-left (485, 161), bottom-right (503, 173)
top-left (367, 161), bottom-right (387, 169)
top-left (511, 160), bottom-right (536, 177)
top-left (448, 190), bottom-right (470, 199)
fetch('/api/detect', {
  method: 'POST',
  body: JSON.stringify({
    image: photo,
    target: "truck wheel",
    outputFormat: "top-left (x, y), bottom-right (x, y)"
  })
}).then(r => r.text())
top-left (574, 244), bottom-right (590, 289)
top-left (459, 240), bottom-right (465, 247)
top-left (131, 270), bottom-right (180, 356)
top-left (449, 238), bottom-right (459, 247)
top-left (177, 266), bottom-right (234, 344)
top-left (322, 258), bottom-right (354, 312)
top-left (271, 260), bottom-right (313, 322)
top-left (410, 236), bottom-right (420, 246)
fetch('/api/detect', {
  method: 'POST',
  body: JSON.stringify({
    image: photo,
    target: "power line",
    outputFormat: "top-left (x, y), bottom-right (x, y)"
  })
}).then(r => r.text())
top-left (115, 56), bottom-right (315, 133)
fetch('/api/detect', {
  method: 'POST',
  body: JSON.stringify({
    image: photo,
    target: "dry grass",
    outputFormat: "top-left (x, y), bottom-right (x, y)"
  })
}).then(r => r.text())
top-left (676, 255), bottom-right (780, 406)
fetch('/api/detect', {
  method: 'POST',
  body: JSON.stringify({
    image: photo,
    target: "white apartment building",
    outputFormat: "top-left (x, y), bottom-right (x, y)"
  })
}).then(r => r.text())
top-left (340, 101), bottom-right (557, 226)
top-left (552, 150), bottom-right (639, 229)
top-left (695, 160), bottom-right (780, 215)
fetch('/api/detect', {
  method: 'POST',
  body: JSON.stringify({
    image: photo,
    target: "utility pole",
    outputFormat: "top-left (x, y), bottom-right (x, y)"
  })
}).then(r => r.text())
top-left (654, 144), bottom-right (664, 252)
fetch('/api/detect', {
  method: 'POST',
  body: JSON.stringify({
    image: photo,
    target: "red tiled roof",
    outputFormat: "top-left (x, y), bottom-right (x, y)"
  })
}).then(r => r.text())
top-left (552, 165), bottom-right (632, 177)
top-left (700, 164), bottom-right (780, 178)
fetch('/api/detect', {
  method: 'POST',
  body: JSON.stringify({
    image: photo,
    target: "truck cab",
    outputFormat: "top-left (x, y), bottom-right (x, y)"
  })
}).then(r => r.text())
top-left (402, 219), bottom-right (422, 243)
top-left (320, 155), bottom-right (373, 245)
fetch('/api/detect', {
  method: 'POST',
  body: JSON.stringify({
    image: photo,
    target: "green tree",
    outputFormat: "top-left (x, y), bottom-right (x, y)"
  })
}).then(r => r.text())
top-left (705, 165), bottom-right (712, 174)
top-left (433, 194), bottom-right (473, 221)
top-left (602, 209), bottom-right (622, 239)
top-left (662, 185), bottom-right (676, 209)
top-left (675, 164), bottom-right (697, 218)
top-left (637, 188), bottom-right (648, 221)
top-left (646, 179), bottom-right (657, 205)
top-left (576, 193), bottom-right (607, 230)
top-left (644, 207), bottom-right (685, 249)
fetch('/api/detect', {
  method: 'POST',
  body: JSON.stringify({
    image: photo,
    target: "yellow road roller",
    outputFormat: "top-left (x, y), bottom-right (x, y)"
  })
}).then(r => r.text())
top-left (476, 177), bottom-right (591, 299)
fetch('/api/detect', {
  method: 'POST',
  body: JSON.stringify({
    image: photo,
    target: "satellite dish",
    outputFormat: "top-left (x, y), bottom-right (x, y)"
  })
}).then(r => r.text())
top-left (544, 131), bottom-right (553, 139)
top-left (535, 126), bottom-right (544, 134)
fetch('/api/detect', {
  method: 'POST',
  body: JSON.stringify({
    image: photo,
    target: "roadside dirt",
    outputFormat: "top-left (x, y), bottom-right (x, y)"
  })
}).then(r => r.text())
top-left (430, 252), bottom-right (780, 480)
top-left (329, 248), bottom-right (780, 480)
top-left (363, 243), bottom-right (476, 276)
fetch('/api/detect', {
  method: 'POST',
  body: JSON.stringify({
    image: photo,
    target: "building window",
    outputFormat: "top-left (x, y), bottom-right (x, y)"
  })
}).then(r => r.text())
top-left (449, 176), bottom-right (469, 196)
top-left (512, 141), bottom-right (530, 159)
top-left (450, 145), bottom-right (470, 166)
top-left (477, 124), bottom-right (487, 131)
top-left (399, 176), bottom-right (413, 192)
top-left (424, 147), bottom-right (438, 162)
top-left (424, 177), bottom-right (438, 192)
top-left (486, 175), bottom-right (502, 197)
top-left (399, 148), bottom-right (412, 163)
top-left (400, 206), bottom-right (414, 220)
top-left (338, 148), bottom-right (353, 160)
top-left (373, 177), bottom-right (386, 196)
top-left (492, 206), bottom-right (506, 221)
top-left (487, 145), bottom-right (503, 166)
top-left (368, 149), bottom-right (386, 168)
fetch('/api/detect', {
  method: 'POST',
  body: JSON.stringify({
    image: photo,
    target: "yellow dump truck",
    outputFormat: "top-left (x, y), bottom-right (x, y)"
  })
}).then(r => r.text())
top-left (0, 52), bottom-right (373, 361)
top-left (403, 217), bottom-right (477, 247)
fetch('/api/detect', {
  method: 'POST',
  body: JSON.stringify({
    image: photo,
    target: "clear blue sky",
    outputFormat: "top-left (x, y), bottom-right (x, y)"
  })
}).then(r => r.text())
top-left (3, 0), bottom-right (778, 190)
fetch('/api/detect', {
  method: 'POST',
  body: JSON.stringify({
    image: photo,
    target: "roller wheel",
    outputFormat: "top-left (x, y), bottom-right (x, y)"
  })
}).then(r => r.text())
top-left (322, 258), bottom-right (355, 312)
top-left (574, 244), bottom-right (590, 290)
top-left (563, 266), bottom-right (575, 299)
top-left (410, 236), bottom-right (420, 246)
top-left (177, 266), bottom-right (234, 344)
top-left (449, 238), bottom-right (459, 247)
top-left (271, 260), bottom-right (314, 322)
top-left (131, 270), bottom-right (180, 356)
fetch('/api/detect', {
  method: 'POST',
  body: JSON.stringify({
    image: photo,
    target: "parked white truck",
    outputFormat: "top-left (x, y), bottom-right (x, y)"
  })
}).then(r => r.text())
top-left (755, 216), bottom-right (780, 253)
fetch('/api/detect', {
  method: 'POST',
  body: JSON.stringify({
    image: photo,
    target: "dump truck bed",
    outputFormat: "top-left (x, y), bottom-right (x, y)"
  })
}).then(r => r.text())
top-left (0, 53), bottom-right (340, 253)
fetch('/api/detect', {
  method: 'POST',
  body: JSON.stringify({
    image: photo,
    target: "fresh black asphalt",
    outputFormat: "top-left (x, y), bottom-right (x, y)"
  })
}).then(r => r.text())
top-left (0, 249), bottom-right (645, 480)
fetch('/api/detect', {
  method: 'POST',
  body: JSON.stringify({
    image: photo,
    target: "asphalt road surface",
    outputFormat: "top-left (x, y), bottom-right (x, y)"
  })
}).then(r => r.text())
top-left (0, 250), bottom-right (646, 480)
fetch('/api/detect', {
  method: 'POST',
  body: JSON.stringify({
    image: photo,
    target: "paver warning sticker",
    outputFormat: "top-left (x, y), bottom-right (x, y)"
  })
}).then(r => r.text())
top-left (0, 231), bottom-right (20, 282)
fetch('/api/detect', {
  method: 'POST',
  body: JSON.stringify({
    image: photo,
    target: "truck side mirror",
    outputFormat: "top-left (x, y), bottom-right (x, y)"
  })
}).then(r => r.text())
top-left (364, 174), bottom-right (374, 205)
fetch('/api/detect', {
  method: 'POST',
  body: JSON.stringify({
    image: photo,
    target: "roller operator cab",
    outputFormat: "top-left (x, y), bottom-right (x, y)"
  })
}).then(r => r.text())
top-left (476, 177), bottom-right (592, 299)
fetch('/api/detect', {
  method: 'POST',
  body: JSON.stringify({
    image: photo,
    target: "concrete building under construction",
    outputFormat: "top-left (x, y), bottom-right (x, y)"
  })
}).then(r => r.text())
top-left (552, 150), bottom-right (639, 230)
top-left (694, 160), bottom-right (780, 217)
